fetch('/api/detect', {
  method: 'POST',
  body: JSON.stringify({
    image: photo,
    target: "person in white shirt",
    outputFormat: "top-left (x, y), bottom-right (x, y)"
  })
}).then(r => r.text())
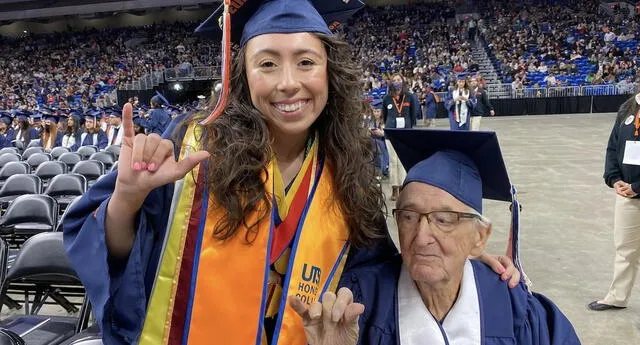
top-left (604, 31), bottom-right (617, 42)
top-left (106, 108), bottom-right (123, 147)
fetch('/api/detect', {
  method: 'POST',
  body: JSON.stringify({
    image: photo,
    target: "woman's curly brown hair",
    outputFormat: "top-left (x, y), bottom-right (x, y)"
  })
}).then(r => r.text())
top-left (185, 33), bottom-right (386, 247)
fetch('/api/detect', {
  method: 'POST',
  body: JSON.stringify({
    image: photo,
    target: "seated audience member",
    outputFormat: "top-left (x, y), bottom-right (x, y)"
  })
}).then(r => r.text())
top-left (132, 110), bottom-right (147, 135)
top-left (0, 111), bottom-right (14, 149)
top-left (13, 110), bottom-right (34, 146)
top-left (62, 110), bottom-right (83, 150)
top-left (72, 110), bottom-right (108, 151)
top-left (40, 113), bottom-right (62, 151)
top-left (105, 107), bottom-right (124, 146)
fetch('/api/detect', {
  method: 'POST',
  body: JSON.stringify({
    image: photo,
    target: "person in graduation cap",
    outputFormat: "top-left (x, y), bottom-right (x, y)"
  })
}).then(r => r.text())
top-left (423, 86), bottom-right (439, 129)
top-left (368, 99), bottom-right (389, 178)
top-left (143, 92), bottom-right (171, 135)
top-left (0, 111), bottom-right (15, 149)
top-left (360, 129), bottom-right (580, 345)
top-left (63, 1), bottom-right (520, 345)
top-left (132, 109), bottom-right (147, 135)
top-left (445, 75), bottom-right (476, 131)
top-left (39, 113), bottom-right (62, 151)
top-left (30, 111), bottom-right (44, 141)
top-left (71, 110), bottom-right (108, 151)
top-left (13, 110), bottom-right (34, 146)
top-left (62, 110), bottom-right (83, 150)
top-left (106, 108), bottom-right (124, 147)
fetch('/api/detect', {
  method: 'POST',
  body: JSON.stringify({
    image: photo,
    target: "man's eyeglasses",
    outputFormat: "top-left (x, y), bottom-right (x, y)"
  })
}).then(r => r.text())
top-left (392, 209), bottom-right (481, 233)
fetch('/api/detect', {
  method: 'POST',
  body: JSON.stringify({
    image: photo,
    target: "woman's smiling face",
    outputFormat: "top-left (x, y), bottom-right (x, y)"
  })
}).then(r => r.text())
top-left (244, 32), bottom-right (329, 138)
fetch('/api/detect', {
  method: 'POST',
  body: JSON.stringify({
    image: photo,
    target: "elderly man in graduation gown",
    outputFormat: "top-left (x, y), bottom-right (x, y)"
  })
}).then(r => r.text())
top-left (349, 129), bottom-right (581, 345)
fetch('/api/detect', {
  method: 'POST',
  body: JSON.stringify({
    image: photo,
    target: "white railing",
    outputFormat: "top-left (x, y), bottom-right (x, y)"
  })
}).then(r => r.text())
top-left (119, 66), bottom-right (219, 91)
top-left (486, 83), bottom-right (634, 99)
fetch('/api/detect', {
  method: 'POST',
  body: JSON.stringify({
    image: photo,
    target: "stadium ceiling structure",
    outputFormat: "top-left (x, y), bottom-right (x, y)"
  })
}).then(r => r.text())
top-left (0, 0), bottom-right (220, 22)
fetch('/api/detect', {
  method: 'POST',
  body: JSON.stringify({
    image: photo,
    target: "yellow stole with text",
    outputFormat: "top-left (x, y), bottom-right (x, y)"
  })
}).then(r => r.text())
top-left (137, 124), bottom-right (351, 345)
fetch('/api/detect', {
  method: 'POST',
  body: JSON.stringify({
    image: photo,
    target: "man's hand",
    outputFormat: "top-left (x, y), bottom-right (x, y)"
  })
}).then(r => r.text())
top-left (289, 288), bottom-right (364, 345)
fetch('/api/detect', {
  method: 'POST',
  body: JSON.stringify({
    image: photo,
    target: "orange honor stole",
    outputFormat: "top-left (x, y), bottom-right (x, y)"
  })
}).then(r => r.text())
top-left (138, 125), bottom-right (351, 345)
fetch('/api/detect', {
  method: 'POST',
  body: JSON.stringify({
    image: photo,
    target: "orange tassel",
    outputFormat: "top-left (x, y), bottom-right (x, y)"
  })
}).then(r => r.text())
top-left (200, 0), bottom-right (232, 126)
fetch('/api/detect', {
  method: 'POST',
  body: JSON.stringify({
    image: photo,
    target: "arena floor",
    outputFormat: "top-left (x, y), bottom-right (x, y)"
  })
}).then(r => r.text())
top-left (383, 113), bottom-right (638, 345)
top-left (1, 113), bottom-right (635, 344)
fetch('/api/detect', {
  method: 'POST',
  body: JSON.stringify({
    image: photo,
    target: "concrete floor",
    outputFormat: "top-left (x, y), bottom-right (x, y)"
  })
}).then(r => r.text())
top-left (1, 113), bottom-right (636, 344)
top-left (383, 113), bottom-right (638, 345)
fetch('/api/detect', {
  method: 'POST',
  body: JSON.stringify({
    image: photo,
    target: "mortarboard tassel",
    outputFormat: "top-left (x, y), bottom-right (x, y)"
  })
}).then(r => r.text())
top-left (506, 185), bottom-right (532, 292)
top-left (200, 0), bottom-right (232, 125)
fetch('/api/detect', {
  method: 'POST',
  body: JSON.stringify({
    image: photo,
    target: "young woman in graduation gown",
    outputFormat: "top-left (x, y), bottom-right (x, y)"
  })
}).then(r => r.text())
top-left (63, 1), bottom-right (517, 345)
top-left (446, 77), bottom-right (476, 131)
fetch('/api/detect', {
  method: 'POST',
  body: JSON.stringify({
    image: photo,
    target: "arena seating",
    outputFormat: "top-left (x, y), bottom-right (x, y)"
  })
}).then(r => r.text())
top-left (480, 0), bottom-right (639, 88)
top-left (0, 233), bottom-right (92, 345)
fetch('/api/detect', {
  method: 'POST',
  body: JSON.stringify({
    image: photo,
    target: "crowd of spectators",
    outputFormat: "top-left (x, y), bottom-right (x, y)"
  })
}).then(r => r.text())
top-left (480, 0), bottom-right (640, 92)
top-left (0, 21), bottom-right (219, 111)
top-left (4, 0), bottom-right (640, 112)
top-left (344, 2), bottom-right (479, 100)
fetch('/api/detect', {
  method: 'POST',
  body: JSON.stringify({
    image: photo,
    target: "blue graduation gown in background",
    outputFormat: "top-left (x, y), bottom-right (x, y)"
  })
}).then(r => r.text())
top-left (36, 132), bottom-right (63, 149)
top-left (29, 127), bottom-right (41, 144)
top-left (0, 128), bottom-right (15, 149)
top-left (72, 131), bottom-right (108, 151)
top-left (445, 92), bottom-right (476, 131)
top-left (62, 125), bottom-right (400, 345)
top-left (424, 92), bottom-right (438, 119)
top-left (349, 257), bottom-right (581, 345)
top-left (143, 108), bottom-right (171, 135)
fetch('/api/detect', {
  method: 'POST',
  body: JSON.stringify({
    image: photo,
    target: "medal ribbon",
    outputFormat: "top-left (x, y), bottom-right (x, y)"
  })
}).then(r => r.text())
top-left (393, 95), bottom-right (406, 115)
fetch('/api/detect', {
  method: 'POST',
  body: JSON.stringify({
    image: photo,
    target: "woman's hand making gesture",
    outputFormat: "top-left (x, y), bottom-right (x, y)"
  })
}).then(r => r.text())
top-left (105, 103), bottom-right (210, 258)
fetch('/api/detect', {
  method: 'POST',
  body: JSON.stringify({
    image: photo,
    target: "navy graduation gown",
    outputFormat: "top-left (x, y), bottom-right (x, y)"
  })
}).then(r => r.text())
top-left (0, 128), bottom-right (15, 149)
top-left (445, 91), bottom-right (476, 131)
top-left (62, 127), bottom-right (399, 345)
top-left (424, 92), bottom-right (438, 119)
top-left (348, 257), bottom-right (581, 345)
top-left (37, 132), bottom-right (63, 149)
top-left (143, 108), bottom-right (171, 136)
top-left (72, 130), bottom-right (108, 151)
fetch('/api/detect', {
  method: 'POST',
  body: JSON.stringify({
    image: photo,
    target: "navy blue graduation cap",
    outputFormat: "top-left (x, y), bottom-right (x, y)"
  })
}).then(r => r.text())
top-left (69, 109), bottom-right (84, 122)
top-left (84, 108), bottom-right (102, 122)
top-left (15, 110), bottom-right (29, 122)
top-left (195, 0), bottom-right (363, 46)
top-left (151, 91), bottom-right (170, 107)
top-left (386, 129), bottom-right (526, 282)
top-left (194, 0), bottom-right (365, 125)
top-left (371, 98), bottom-right (383, 110)
top-left (132, 110), bottom-right (145, 128)
top-left (107, 106), bottom-right (122, 118)
top-left (0, 111), bottom-right (12, 125)
top-left (31, 111), bottom-right (42, 122)
top-left (38, 108), bottom-right (53, 117)
top-left (44, 114), bottom-right (60, 124)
